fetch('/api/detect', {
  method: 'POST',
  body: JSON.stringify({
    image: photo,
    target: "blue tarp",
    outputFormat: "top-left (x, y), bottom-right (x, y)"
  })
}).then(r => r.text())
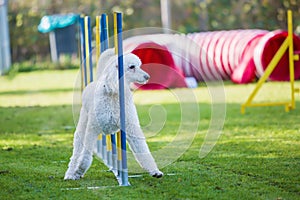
top-left (38, 14), bottom-right (79, 33)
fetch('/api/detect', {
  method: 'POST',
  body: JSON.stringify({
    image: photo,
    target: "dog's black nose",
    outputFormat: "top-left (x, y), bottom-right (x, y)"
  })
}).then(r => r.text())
top-left (144, 74), bottom-right (150, 80)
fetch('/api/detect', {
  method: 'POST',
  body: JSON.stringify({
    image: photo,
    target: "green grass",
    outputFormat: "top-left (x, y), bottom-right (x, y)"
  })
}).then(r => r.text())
top-left (0, 70), bottom-right (300, 199)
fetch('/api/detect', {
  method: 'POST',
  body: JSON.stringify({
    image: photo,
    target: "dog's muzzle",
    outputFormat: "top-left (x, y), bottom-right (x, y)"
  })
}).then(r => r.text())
top-left (136, 73), bottom-right (150, 84)
top-left (144, 74), bottom-right (150, 81)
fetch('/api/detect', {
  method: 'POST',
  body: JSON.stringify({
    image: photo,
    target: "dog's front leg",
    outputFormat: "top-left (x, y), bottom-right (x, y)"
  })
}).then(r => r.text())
top-left (126, 125), bottom-right (163, 178)
top-left (64, 107), bottom-right (88, 180)
top-left (72, 119), bottom-right (99, 179)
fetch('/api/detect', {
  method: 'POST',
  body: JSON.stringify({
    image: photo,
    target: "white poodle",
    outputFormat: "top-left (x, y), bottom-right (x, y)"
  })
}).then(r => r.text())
top-left (64, 48), bottom-right (163, 180)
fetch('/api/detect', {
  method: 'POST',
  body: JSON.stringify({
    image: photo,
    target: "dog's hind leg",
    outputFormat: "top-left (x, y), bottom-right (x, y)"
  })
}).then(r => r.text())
top-left (126, 126), bottom-right (163, 178)
top-left (72, 118), bottom-right (99, 179)
top-left (64, 107), bottom-right (88, 180)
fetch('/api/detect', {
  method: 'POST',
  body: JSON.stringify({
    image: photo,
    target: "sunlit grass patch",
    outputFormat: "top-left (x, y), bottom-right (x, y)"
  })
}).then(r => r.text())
top-left (0, 70), bottom-right (300, 199)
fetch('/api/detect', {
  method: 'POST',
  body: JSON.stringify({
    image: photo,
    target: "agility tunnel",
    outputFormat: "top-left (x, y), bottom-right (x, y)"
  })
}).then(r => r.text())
top-left (123, 29), bottom-right (300, 89)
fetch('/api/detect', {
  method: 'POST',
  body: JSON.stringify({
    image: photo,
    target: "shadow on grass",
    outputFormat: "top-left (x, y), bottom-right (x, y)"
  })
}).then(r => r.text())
top-left (0, 88), bottom-right (75, 96)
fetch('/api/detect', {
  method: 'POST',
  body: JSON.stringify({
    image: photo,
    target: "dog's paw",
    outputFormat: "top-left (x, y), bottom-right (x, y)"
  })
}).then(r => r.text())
top-left (64, 173), bottom-right (82, 180)
top-left (150, 170), bottom-right (163, 178)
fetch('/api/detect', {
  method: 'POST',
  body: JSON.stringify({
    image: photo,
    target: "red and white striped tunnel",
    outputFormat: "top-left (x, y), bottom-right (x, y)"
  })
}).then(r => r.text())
top-left (123, 30), bottom-right (300, 89)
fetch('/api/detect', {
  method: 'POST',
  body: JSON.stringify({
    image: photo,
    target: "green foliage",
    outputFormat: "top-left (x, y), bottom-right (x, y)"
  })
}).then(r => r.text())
top-left (11, 60), bottom-right (79, 73)
top-left (4, 62), bottom-right (77, 80)
top-left (0, 70), bottom-right (300, 199)
top-left (172, 0), bottom-right (300, 32)
top-left (8, 5), bottom-right (49, 62)
top-left (7, 0), bottom-right (300, 64)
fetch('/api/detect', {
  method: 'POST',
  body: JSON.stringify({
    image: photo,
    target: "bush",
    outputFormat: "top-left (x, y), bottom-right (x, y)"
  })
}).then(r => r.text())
top-left (7, 57), bottom-right (80, 76)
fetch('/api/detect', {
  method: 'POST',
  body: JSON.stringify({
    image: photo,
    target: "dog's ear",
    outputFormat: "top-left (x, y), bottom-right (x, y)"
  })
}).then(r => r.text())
top-left (96, 48), bottom-right (117, 79)
top-left (102, 58), bottom-right (119, 94)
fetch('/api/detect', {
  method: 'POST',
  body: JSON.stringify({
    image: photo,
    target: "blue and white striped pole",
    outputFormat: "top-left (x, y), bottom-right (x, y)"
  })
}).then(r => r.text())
top-left (86, 16), bottom-right (93, 83)
top-left (79, 17), bottom-right (87, 88)
top-left (79, 16), bottom-right (93, 88)
top-left (114, 12), bottom-right (129, 186)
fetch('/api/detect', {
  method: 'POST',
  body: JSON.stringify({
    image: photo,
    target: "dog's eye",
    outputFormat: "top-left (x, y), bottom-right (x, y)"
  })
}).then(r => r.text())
top-left (129, 65), bottom-right (135, 70)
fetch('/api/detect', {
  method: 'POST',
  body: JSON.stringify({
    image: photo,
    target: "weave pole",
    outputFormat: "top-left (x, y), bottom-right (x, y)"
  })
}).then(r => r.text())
top-left (79, 16), bottom-right (93, 88)
top-left (101, 14), bottom-right (116, 173)
top-left (96, 13), bottom-right (118, 176)
top-left (79, 17), bottom-right (86, 89)
top-left (99, 14), bottom-right (108, 167)
top-left (113, 13), bottom-right (123, 182)
top-left (95, 15), bottom-right (104, 163)
top-left (114, 12), bottom-right (129, 186)
top-left (85, 16), bottom-right (93, 83)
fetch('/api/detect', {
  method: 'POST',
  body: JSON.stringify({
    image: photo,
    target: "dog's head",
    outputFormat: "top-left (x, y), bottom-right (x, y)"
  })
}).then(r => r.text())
top-left (96, 49), bottom-right (149, 94)
top-left (123, 53), bottom-right (150, 84)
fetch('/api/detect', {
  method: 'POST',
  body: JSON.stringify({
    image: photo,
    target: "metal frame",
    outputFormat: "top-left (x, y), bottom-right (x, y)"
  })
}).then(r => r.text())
top-left (241, 10), bottom-right (299, 114)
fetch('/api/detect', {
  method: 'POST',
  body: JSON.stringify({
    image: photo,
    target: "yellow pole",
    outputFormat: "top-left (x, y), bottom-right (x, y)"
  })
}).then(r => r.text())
top-left (84, 16), bottom-right (91, 84)
top-left (113, 12), bottom-right (122, 166)
top-left (106, 14), bottom-right (109, 44)
top-left (242, 38), bottom-right (290, 105)
top-left (241, 10), bottom-right (298, 114)
top-left (114, 13), bottom-right (118, 55)
top-left (117, 131), bottom-right (122, 162)
top-left (96, 16), bottom-right (101, 63)
top-left (287, 10), bottom-right (296, 110)
top-left (96, 16), bottom-right (102, 153)
top-left (106, 135), bottom-right (112, 151)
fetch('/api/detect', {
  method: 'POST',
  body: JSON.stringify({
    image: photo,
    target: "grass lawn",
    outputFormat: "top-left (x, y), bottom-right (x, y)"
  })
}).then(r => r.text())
top-left (0, 70), bottom-right (299, 199)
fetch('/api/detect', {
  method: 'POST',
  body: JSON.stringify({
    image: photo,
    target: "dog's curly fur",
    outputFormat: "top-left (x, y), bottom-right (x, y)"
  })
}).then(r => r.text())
top-left (64, 48), bottom-right (163, 180)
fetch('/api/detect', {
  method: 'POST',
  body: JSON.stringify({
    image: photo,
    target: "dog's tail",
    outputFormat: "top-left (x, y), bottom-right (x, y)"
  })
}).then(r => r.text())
top-left (96, 48), bottom-right (116, 79)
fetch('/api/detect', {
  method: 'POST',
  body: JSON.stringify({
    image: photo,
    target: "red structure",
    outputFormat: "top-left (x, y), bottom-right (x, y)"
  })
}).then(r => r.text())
top-left (124, 30), bottom-right (300, 89)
